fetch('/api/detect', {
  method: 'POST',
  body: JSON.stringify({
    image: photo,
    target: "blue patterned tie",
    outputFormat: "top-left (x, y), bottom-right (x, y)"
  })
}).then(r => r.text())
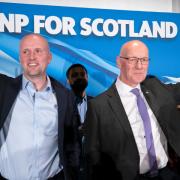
top-left (131, 88), bottom-right (158, 174)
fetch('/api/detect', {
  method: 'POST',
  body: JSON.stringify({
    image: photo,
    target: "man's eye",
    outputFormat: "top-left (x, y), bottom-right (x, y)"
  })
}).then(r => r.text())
top-left (143, 58), bottom-right (148, 62)
top-left (129, 58), bottom-right (136, 61)
top-left (23, 50), bottom-right (29, 54)
top-left (71, 73), bottom-right (78, 78)
top-left (80, 72), bottom-right (85, 77)
top-left (35, 49), bottom-right (42, 53)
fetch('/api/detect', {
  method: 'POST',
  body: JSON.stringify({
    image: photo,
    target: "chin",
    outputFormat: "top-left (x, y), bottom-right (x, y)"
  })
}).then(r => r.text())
top-left (134, 77), bottom-right (145, 84)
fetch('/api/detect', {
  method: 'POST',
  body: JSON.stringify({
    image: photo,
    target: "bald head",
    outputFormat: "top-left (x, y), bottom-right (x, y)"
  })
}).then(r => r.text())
top-left (120, 40), bottom-right (148, 57)
top-left (20, 33), bottom-right (50, 52)
top-left (117, 40), bottom-right (149, 87)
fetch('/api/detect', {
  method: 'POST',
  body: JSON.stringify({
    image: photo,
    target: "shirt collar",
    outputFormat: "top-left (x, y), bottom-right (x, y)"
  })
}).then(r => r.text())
top-left (83, 95), bottom-right (87, 102)
top-left (76, 94), bottom-right (87, 104)
top-left (115, 77), bottom-right (141, 96)
top-left (22, 75), bottom-right (53, 93)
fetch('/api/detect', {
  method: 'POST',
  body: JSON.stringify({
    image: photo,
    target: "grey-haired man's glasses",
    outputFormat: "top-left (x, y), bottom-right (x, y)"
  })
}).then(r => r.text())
top-left (120, 56), bottom-right (149, 65)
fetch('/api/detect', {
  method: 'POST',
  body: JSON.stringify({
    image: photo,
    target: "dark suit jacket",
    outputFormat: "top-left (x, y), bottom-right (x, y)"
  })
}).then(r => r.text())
top-left (84, 77), bottom-right (180, 180)
top-left (0, 74), bottom-right (80, 180)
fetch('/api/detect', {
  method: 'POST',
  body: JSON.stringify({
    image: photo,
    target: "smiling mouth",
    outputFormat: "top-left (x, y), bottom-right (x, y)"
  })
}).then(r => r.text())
top-left (135, 72), bottom-right (144, 75)
top-left (28, 63), bottom-right (38, 67)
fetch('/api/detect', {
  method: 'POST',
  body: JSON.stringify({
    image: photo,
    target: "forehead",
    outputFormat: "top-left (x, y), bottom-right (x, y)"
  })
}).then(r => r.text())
top-left (70, 67), bottom-right (86, 74)
top-left (20, 36), bottom-right (48, 50)
top-left (122, 42), bottom-right (148, 57)
top-left (127, 47), bottom-right (148, 58)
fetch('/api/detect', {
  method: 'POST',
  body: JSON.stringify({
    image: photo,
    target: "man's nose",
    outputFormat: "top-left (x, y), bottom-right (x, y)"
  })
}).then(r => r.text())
top-left (76, 77), bottom-right (84, 82)
top-left (29, 51), bottom-right (36, 60)
top-left (135, 60), bottom-right (143, 69)
top-left (76, 74), bottom-right (84, 79)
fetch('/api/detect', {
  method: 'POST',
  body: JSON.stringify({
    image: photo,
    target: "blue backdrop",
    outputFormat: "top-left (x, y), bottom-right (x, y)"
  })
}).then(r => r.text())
top-left (0, 2), bottom-right (179, 96)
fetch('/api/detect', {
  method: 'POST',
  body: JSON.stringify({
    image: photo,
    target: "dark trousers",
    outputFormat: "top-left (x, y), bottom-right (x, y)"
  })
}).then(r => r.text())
top-left (0, 170), bottom-right (64, 180)
top-left (137, 166), bottom-right (180, 180)
top-left (79, 135), bottom-right (87, 180)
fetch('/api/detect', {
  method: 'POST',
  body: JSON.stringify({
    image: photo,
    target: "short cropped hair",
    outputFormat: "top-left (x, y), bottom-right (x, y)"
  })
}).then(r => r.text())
top-left (66, 64), bottom-right (88, 78)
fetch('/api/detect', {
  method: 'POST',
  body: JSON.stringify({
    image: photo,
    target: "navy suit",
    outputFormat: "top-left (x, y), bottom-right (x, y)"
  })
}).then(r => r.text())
top-left (0, 74), bottom-right (80, 180)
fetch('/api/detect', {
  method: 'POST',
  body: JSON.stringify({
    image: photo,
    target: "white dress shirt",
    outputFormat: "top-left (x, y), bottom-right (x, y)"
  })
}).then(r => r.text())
top-left (115, 78), bottom-right (168, 174)
top-left (77, 95), bottom-right (87, 124)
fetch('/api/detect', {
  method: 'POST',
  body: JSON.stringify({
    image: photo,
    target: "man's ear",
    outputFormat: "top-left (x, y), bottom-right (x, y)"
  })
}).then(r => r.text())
top-left (85, 73), bottom-right (88, 80)
top-left (48, 52), bottom-right (52, 64)
top-left (67, 79), bottom-right (70, 85)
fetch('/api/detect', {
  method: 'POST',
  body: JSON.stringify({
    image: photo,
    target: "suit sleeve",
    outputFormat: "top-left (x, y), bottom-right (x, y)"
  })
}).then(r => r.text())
top-left (166, 83), bottom-right (180, 106)
top-left (147, 77), bottom-right (180, 106)
top-left (63, 91), bottom-right (80, 180)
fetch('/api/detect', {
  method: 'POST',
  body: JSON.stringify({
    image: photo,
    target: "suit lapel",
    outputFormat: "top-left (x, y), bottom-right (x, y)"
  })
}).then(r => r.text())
top-left (106, 82), bottom-right (160, 137)
top-left (141, 84), bottom-right (160, 119)
top-left (51, 79), bottom-right (66, 146)
top-left (106, 84), bottom-right (136, 138)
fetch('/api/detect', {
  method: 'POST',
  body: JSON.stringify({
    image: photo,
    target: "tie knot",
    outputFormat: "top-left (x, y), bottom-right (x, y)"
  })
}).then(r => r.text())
top-left (131, 88), bottom-right (140, 97)
top-left (76, 96), bottom-right (83, 104)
